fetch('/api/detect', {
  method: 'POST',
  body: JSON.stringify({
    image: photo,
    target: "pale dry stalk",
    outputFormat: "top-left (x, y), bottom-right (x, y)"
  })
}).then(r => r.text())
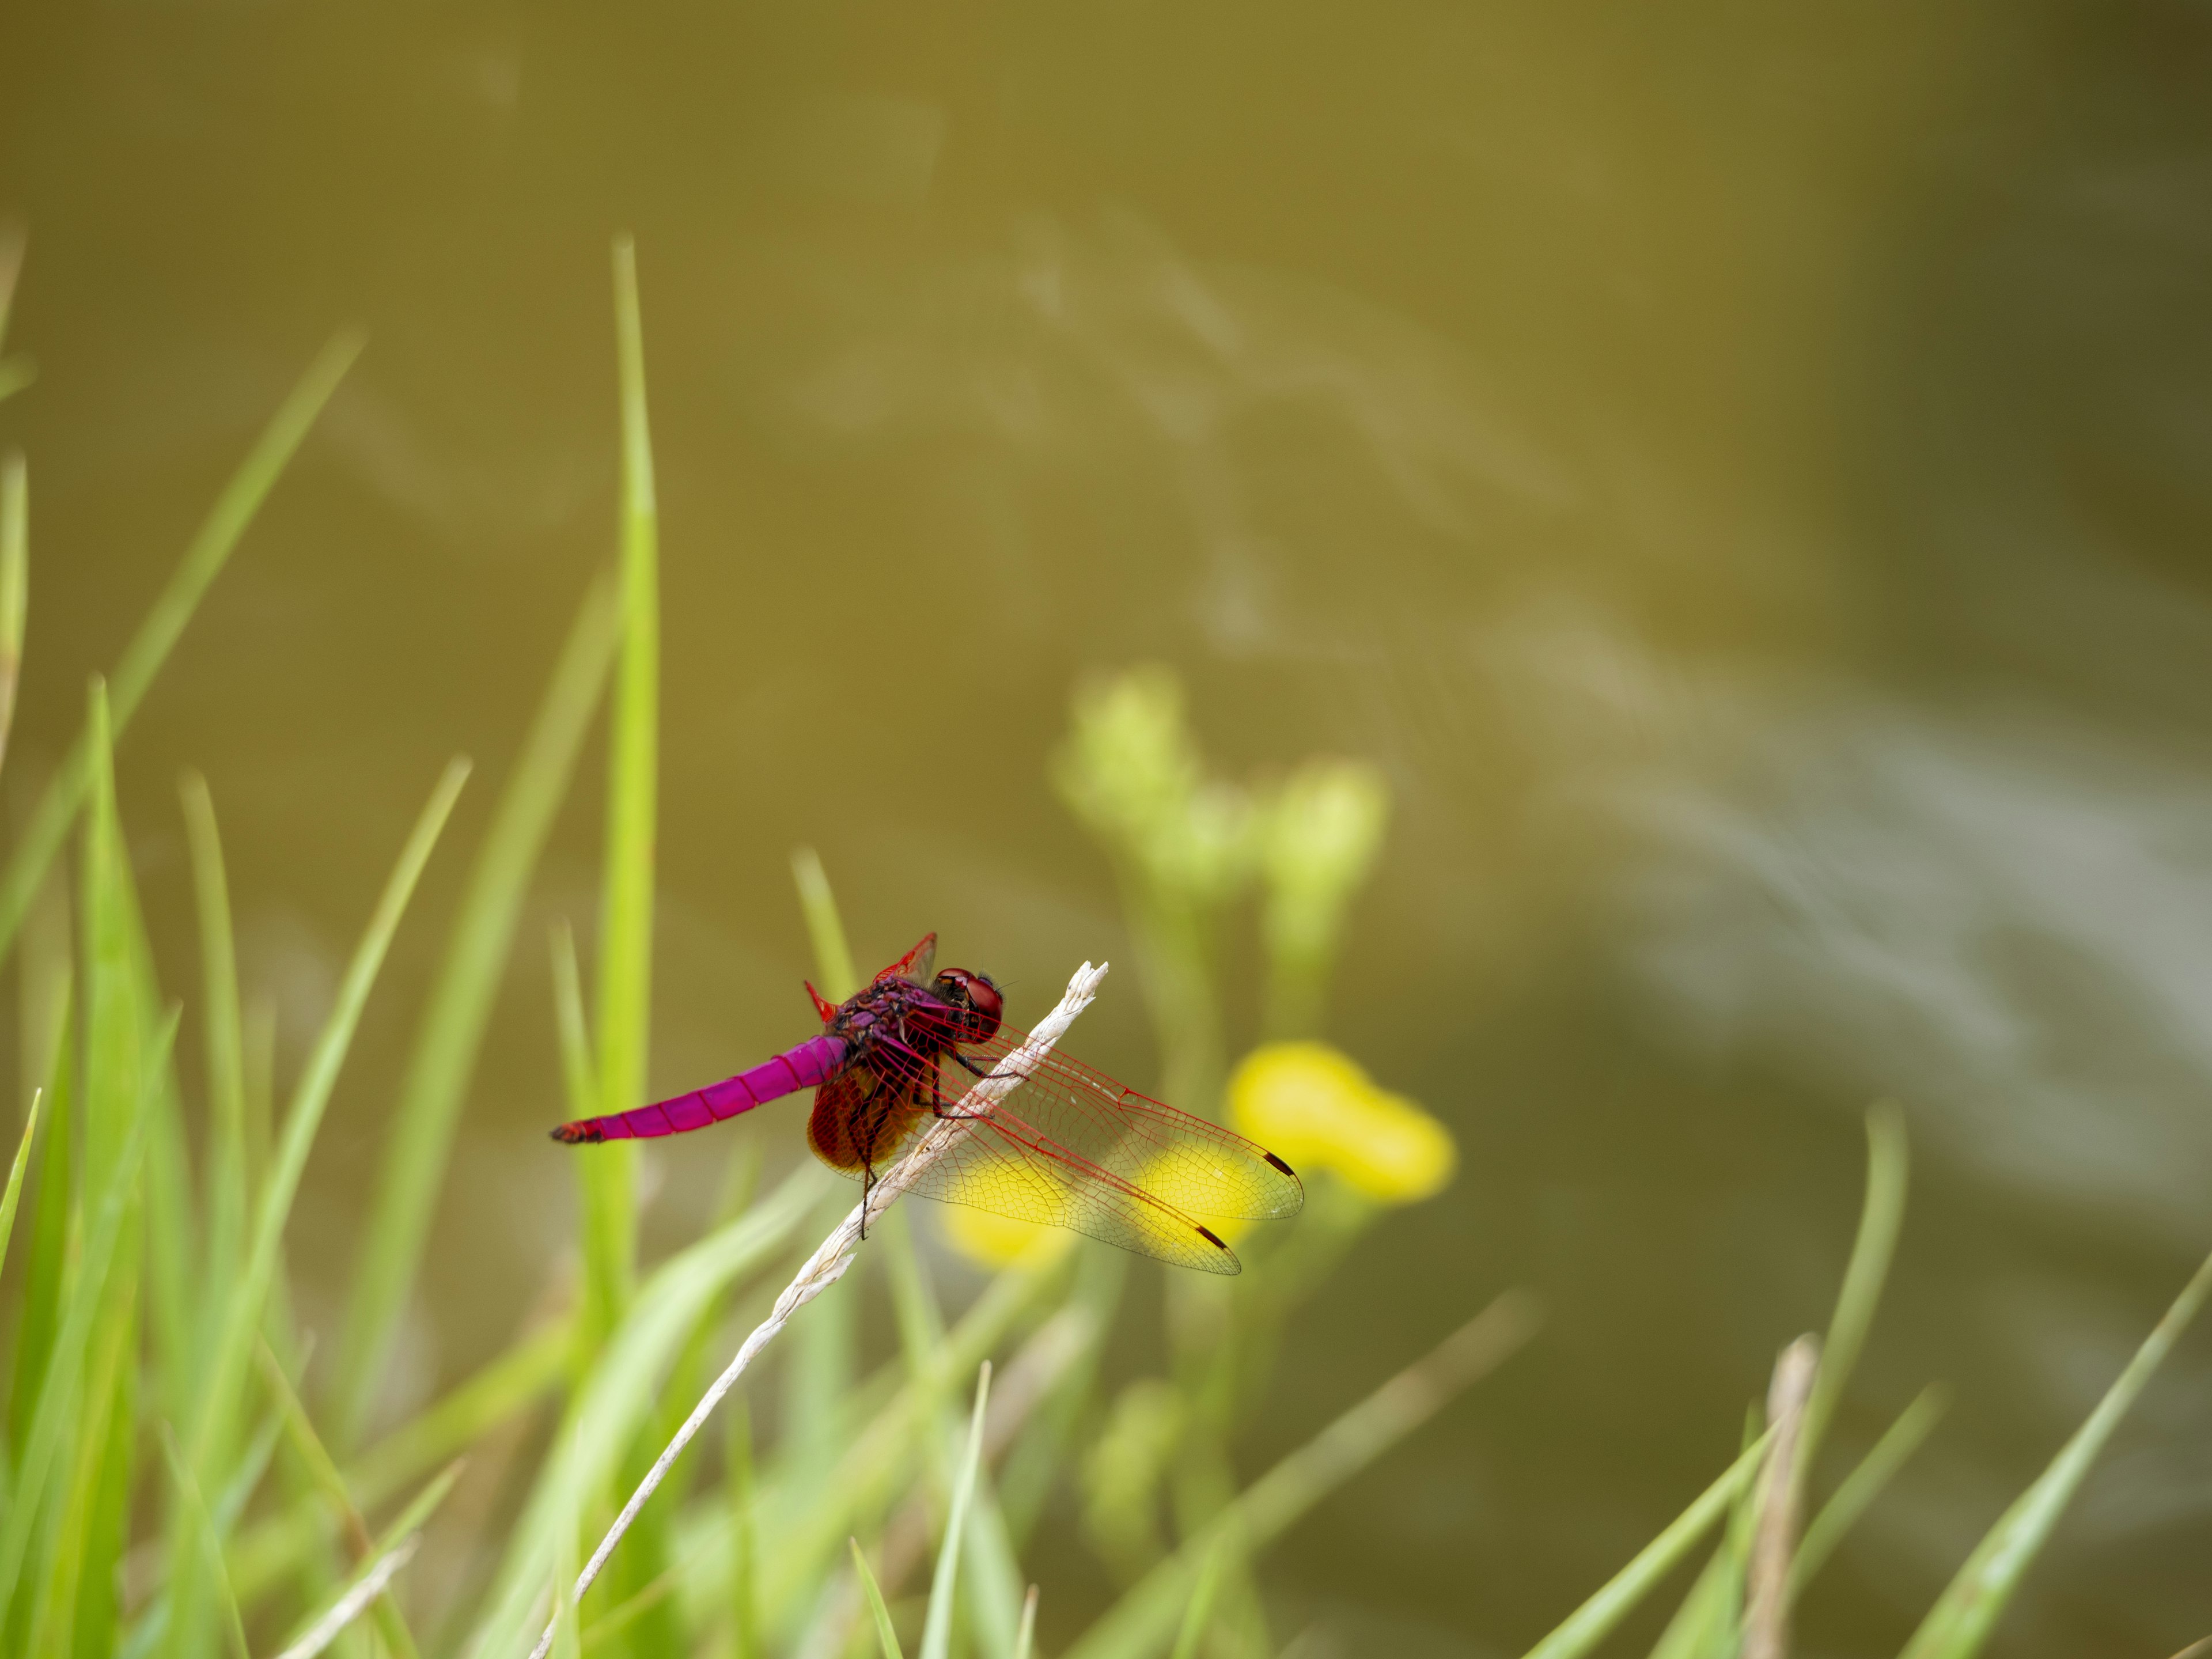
top-left (524, 959), bottom-right (1112, 1659)
top-left (1743, 1334), bottom-right (1821, 1659)
top-left (275, 1535), bottom-right (421, 1659)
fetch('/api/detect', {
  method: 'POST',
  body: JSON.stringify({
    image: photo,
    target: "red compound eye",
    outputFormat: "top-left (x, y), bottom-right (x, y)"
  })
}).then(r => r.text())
top-left (934, 969), bottom-right (1003, 1042)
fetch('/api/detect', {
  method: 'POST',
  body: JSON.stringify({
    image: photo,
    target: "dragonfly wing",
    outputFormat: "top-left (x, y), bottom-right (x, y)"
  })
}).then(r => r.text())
top-left (908, 1107), bottom-right (1244, 1274)
top-left (963, 1033), bottom-right (1306, 1222)
top-left (876, 933), bottom-right (937, 984)
top-left (855, 1023), bottom-right (1302, 1272)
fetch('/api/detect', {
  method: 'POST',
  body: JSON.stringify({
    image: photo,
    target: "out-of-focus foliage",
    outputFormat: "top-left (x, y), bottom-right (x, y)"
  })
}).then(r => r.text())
top-left (0, 237), bottom-right (2198, 1659)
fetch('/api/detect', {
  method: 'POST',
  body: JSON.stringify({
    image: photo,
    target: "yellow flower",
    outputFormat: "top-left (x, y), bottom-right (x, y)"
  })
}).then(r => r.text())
top-left (939, 1203), bottom-right (1075, 1272)
top-left (1227, 1042), bottom-right (1455, 1205)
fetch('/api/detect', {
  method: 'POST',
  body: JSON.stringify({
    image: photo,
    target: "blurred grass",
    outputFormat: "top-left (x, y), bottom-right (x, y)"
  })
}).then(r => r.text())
top-left (335, 570), bottom-right (621, 1450)
top-left (0, 331), bottom-right (362, 968)
top-left (0, 247), bottom-right (2202, 1659)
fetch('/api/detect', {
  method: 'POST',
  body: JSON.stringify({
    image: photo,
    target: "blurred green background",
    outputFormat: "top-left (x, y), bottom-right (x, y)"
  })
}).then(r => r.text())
top-left (2, 0), bottom-right (2210, 1653)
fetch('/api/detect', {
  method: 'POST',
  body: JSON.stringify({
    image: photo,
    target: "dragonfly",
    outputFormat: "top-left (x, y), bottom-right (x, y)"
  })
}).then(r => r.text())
top-left (552, 934), bottom-right (1304, 1272)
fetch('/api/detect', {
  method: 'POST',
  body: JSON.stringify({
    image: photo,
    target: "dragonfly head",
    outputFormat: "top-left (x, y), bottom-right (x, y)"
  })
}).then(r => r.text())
top-left (930, 969), bottom-right (1003, 1044)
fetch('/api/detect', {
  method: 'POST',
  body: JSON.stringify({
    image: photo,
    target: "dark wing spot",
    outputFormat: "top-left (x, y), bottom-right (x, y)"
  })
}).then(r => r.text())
top-left (551, 1121), bottom-right (603, 1145)
top-left (1263, 1151), bottom-right (1296, 1177)
top-left (1196, 1225), bottom-right (1228, 1250)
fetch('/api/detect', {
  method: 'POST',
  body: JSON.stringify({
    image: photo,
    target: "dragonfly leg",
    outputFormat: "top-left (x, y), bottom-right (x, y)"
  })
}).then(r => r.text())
top-left (931, 1058), bottom-right (999, 1121)
top-left (942, 1049), bottom-right (1013, 1096)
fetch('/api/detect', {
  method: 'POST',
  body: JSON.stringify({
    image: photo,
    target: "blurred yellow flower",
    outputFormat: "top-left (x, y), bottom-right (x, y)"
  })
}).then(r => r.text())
top-left (939, 1203), bottom-right (1075, 1272)
top-left (1227, 1042), bottom-right (1455, 1205)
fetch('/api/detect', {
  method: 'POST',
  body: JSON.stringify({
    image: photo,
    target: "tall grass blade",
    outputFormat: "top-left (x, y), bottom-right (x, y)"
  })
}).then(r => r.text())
top-left (1897, 1243), bottom-right (2212, 1659)
top-left (1069, 1294), bottom-right (1539, 1659)
top-left (920, 1363), bottom-right (995, 1659)
top-left (337, 568), bottom-right (621, 1448)
top-left (579, 234), bottom-right (660, 1352)
top-left (180, 775), bottom-right (249, 1392)
top-left (169, 760), bottom-right (468, 1655)
top-left (1796, 1103), bottom-right (1907, 1493)
top-left (728, 1398), bottom-right (761, 1659)
top-left (791, 847), bottom-right (858, 1000)
top-left (1789, 1384), bottom-right (1947, 1597)
top-left (465, 1168), bottom-right (818, 1659)
top-left (0, 450), bottom-right (25, 776)
top-left (233, 1317), bottom-right (563, 1603)
top-left (1520, 1433), bottom-right (1772, 1659)
top-left (255, 1343), bottom-right (426, 1658)
top-left (550, 922), bottom-right (599, 1120)
top-left (1014, 1588), bottom-right (1039, 1659)
top-left (0, 1008), bottom-right (175, 1630)
top-left (0, 1088), bottom-right (40, 1282)
top-left (0, 224), bottom-right (28, 403)
top-left (851, 1540), bottom-right (908, 1659)
top-left (1168, 1539), bottom-right (1228, 1659)
top-left (0, 331), bottom-right (364, 966)
top-left (156, 1424), bottom-right (252, 1659)
top-left (7, 987), bottom-right (73, 1458)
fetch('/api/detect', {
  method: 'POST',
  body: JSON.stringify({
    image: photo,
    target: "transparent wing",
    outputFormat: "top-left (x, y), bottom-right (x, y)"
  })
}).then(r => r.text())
top-left (863, 1024), bottom-right (1305, 1274)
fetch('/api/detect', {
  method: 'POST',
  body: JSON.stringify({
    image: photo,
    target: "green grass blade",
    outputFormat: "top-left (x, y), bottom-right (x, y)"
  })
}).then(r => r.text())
top-left (791, 847), bottom-right (858, 1000)
top-left (920, 1363), bottom-right (994, 1659)
top-left (276, 1457), bottom-right (468, 1659)
top-left (728, 1397), bottom-right (761, 1659)
top-left (1014, 1588), bottom-right (1039, 1659)
top-left (169, 759), bottom-right (468, 1659)
top-left (0, 449), bottom-right (25, 778)
top-left (1168, 1539), bottom-right (1228, 1659)
top-left (0, 226), bottom-right (27, 405)
top-left (0, 222), bottom-right (20, 354)
top-left (851, 1540), bottom-right (908, 1659)
top-left (255, 1343), bottom-right (450, 1659)
top-left (1647, 1411), bottom-right (1762, 1659)
top-left (1790, 1384), bottom-right (1947, 1597)
top-left (0, 332), bottom-right (363, 968)
top-left (757, 1262), bottom-right (1071, 1635)
top-left (1067, 1294), bottom-right (1540, 1659)
top-left (7, 987), bottom-right (73, 1457)
top-left (336, 568), bottom-right (620, 1448)
top-left (156, 1425), bottom-right (251, 1659)
top-left (550, 921), bottom-right (599, 1120)
top-left (0, 1007), bottom-right (175, 1630)
top-left (350, 1315), bottom-right (573, 1509)
top-left (231, 1320), bottom-right (569, 1604)
top-left (0, 1088), bottom-right (41, 1282)
top-left (1899, 1245), bottom-right (2212, 1659)
top-left (29, 1217), bottom-right (139, 1658)
top-left (180, 775), bottom-right (249, 1391)
top-left (1518, 1431), bottom-right (1771, 1659)
top-left (1796, 1103), bottom-right (1907, 1492)
top-left (578, 234), bottom-right (660, 1356)
top-left (464, 1168), bottom-right (819, 1659)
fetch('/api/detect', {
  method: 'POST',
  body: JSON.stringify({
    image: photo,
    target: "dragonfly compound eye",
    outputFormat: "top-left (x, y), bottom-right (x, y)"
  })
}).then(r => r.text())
top-left (933, 969), bottom-right (1003, 1043)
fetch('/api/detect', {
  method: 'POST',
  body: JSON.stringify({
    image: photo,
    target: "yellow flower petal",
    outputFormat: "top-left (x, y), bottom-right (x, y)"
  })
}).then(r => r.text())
top-left (1227, 1041), bottom-right (1456, 1206)
top-left (939, 1203), bottom-right (1074, 1272)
